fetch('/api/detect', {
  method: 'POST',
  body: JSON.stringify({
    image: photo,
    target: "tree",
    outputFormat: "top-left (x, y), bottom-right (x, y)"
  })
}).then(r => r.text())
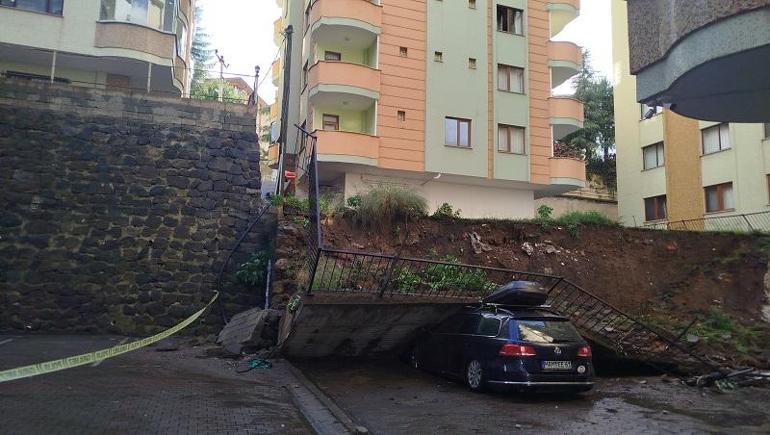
top-left (562, 50), bottom-right (617, 190)
top-left (190, 6), bottom-right (214, 98)
top-left (192, 79), bottom-right (246, 102)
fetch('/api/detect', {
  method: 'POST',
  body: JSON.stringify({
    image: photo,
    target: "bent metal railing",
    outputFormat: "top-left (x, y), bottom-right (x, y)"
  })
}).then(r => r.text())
top-left (643, 210), bottom-right (770, 233)
top-left (292, 126), bottom-right (717, 375)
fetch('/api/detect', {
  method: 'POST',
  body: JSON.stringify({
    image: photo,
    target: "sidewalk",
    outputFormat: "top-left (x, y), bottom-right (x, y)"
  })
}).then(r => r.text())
top-left (0, 335), bottom-right (311, 435)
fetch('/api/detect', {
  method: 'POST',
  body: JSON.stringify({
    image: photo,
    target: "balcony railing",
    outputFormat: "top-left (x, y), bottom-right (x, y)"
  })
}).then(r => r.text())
top-left (307, 61), bottom-right (381, 97)
top-left (308, 0), bottom-right (383, 33)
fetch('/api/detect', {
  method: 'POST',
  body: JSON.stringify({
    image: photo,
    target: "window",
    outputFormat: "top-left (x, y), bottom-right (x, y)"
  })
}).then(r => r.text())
top-left (497, 5), bottom-right (523, 35)
top-left (764, 123), bottom-right (770, 139)
top-left (705, 183), bottom-right (734, 213)
top-left (642, 142), bottom-right (665, 170)
top-left (702, 123), bottom-right (731, 154)
top-left (468, 0), bottom-right (476, 9)
top-left (498, 64), bottom-right (524, 93)
top-left (322, 114), bottom-right (339, 131)
top-left (324, 51), bottom-right (341, 61)
top-left (301, 61), bottom-right (308, 89)
top-left (0, 0), bottom-right (63, 15)
top-left (515, 320), bottom-right (582, 344)
top-left (175, 17), bottom-right (187, 57)
top-left (100, 0), bottom-right (175, 32)
top-left (644, 195), bottom-right (667, 221)
top-left (397, 110), bottom-right (406, 121)
top-left (304, 2), bottom-right (311, 31)
top-left (640, 103), bottom-right (662, 119)
top-left (399, 46), bottom-right (408, 57)
top-left (445, 117), bottom-right (471, 148)
top-left (434, 51), bottom-right (443, 62)
top-left (458, 315), bottom-right (481, 335)
top-left (477, 316), bottom-right (501, 337)
top-left (468, 58), bottom-right (477, 69)
top-left (498, 124), bottom-right (525, 154)
top-left (5, 70), bottom-right (69, 84)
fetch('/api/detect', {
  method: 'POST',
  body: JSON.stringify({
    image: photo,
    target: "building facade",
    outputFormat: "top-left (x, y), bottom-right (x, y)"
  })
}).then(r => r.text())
top-left (272, 0), bottom-right (586, 219)
top-left (0, 0), bottom-right (193, 95)
top-left (612, 0), bottom-right (770, 229)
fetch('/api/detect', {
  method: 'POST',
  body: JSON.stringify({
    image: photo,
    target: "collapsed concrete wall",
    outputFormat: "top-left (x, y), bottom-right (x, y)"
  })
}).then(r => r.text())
top-left (0, 79), bottom-right (268, 335)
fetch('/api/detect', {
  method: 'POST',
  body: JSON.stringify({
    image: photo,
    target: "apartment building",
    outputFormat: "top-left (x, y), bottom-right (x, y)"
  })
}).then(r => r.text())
top-left (0, 0), bottom-right (194, 95)
top-left (271, 0), bottom-right (586, 219)
top-left (612, 0), bottom-right (770, 228)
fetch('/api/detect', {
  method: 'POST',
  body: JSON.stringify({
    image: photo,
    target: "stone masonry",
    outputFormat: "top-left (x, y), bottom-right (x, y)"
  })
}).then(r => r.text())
top-left (0, 78), bottom-right (268, 335)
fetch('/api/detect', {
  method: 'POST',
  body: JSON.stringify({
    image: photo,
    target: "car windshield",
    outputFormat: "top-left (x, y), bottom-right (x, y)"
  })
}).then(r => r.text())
top-left (514, 319), bottom-right (582, 344)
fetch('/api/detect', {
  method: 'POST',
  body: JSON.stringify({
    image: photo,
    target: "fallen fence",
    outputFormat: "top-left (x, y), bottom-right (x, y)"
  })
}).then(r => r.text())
top-left (643, 210), bottom-right (770, 233)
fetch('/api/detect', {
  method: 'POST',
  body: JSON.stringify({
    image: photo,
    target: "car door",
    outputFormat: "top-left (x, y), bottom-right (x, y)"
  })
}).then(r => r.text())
top-left (445, 314), bottom-right (481, 378)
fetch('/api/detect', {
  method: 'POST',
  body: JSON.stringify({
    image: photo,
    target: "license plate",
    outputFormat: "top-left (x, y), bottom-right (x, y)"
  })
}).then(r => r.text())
top-left (542, 361), bottom-right (572, 371)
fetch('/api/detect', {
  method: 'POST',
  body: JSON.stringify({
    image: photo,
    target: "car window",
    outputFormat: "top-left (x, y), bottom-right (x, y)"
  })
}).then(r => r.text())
top-left (514, 320), bottom-right (582, 344)
top-left (477, 316), bottom-right (501, 336)
top-left (458, 315), bottom-right (480, 335)
top-left (435, 314), bottom-right (464, 334)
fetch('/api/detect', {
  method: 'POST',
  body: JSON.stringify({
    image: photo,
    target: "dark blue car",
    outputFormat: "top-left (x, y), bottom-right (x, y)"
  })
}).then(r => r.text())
top-left (410, 305), bottom-right (594, 393)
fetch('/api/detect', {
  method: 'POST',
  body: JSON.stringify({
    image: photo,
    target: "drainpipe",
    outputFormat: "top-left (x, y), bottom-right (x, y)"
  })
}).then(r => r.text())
top-left (146, 62), bottom-right (152, 93)
top-left (49, 50), bottom-right (57, 83)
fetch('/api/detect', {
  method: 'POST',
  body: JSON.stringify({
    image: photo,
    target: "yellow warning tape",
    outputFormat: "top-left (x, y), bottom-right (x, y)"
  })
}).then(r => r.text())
top-left (0, 292), bottom-right (219, 383)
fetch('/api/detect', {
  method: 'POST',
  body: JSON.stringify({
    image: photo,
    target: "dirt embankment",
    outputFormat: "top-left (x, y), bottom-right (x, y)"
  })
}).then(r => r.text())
top-left (321, 216), bottom-right (769, 325)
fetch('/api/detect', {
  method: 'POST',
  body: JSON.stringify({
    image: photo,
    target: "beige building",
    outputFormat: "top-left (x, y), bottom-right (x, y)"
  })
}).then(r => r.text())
top-left (612, 0), bottom-right (770, 229)
top-left (270, 0), bottom-right (589, 219)
top-left (0, 0), bottom-right (194, 95)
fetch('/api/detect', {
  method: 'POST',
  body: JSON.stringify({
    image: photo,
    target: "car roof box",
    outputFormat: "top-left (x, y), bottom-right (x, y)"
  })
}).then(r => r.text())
top-left (483, 281), bottom-right (548, 306)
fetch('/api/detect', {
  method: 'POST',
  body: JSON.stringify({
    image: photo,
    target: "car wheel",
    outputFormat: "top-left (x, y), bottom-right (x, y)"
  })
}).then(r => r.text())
top-left (466, 360), bottom-right (485, 392)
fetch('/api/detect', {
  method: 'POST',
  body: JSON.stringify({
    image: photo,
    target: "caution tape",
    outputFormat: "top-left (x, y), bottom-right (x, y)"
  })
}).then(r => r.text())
top-left (0, 292), bottom-right (219, 383)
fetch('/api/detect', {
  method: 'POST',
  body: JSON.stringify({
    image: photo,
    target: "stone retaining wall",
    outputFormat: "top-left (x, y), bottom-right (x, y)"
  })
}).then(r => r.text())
top-left (0, 79), bottom-right (269, 335)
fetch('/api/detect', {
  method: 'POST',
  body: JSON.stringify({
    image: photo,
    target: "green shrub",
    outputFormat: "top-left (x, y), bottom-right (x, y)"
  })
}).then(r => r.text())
top-left (271, 194), bottom-right (309, 212)
top-left (555, 211), bottom-right (617, 227)
top-left (392, 256), bottom-right (497, 293)
top-left (432, 202), bottom-right (462, 219)
top-left (236, 252), bottom-right (271, 288)
top-left (536, 204), bottom-right (554, 220)
top-left (346, 195), bottom-right (363, 209)
top-left (691, 306), bottom-right (761, 354)
top-left (353, 186), bottom-right (428, 228)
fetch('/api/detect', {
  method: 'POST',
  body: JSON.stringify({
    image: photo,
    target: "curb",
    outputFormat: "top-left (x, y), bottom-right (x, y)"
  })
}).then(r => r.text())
top-left (284, 361), bottom-right (368, 435)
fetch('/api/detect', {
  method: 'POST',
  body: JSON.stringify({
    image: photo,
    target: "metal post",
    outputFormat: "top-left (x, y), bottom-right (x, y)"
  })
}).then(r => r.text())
top-left (277, 25), bottom-right (294, 195)
top-left (254, 65), bottom-right (261, 135)
top-left (378, 255), bottom-right (399, 298)
top-left (215, 49), bottom-right (229, 102)
top-left (742, 214), bottom-right (755, 232)
top-left (50, 50), bottom-right (57, 83)
top-left (146, 62), bottom-right (152, 92)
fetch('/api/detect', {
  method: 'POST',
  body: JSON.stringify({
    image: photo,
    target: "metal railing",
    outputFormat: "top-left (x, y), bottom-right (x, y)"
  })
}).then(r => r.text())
top-left (291, 125), bottom-right (718, 374)
top-left (644, 210), bottom-right (770, 233)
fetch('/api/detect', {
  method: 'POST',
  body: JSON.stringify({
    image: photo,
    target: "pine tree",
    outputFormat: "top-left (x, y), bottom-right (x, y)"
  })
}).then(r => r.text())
top-left (190, 6), bottom-right (214, 98)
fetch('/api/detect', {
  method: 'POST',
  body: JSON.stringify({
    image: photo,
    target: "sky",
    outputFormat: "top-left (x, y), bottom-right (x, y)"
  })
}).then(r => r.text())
top-left (197, 0), bottom-right (613, 104)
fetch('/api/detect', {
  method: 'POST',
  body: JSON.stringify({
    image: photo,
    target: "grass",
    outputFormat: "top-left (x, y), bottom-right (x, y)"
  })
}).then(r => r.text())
top-left (353, 186), bottom-right (428, 228)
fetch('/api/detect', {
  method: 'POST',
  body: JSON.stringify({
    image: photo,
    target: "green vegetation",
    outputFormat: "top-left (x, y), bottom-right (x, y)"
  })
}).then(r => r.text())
top-left (690, 307), bottom-right (761, 354)
top-left (536, 210), bottom-right (618, 237)
top-left (393, 256), bottom-right (497, 294)
top-left (353, 186), bottom-right (428, 228)
top-left (270, 194), bottom-right (309, 212)
top-left (236, 252), bottom-right (271, 288)
top-left (536, 204), bottom-right (554, 220)
top-left (432, 202), bottom-right (462, 219)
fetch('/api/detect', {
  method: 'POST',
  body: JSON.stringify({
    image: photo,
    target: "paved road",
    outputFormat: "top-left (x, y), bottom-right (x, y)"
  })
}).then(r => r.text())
top-left (0, 335), bottom-right (311, 435)
top-left (299, 359), bottom-right (770, 435)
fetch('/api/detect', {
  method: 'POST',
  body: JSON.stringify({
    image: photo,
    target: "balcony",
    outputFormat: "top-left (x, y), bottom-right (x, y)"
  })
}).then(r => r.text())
top-left (549, 157), bottom-right (586, 189)
top-left (307, 61), bottom-right (381, 107)
top-left (266, 143), bottom-right (280, 168)
top-left (548, 41), bottom-right (582, 89)
top-left (308, 0), bottom-right (382, 53)
top-left (549, 96), bottom-right (584, 140)
top-left (314, 129), bottom-right (380, 167)
top-left (547, 0), bottom-right (579, 37)
top-left (274, 18), bottom-right (283, 46)
top-left (271, 58), bottom-right (281, 86)
top-left (626, 0), bottom-right (770, 122)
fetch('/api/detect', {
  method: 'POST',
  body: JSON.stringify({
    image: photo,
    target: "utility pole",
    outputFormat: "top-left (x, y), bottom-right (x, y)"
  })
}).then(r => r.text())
top-left (254, 65), bottom-right (261, 140)
top-left (276, 25), bottom-right (294, 195)
top-left (215, 49), bottom-right (229, 102)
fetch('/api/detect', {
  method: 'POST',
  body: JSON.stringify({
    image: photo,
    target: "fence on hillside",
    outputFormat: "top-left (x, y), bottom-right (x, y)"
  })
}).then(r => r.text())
top-left (643, 211), bottom-right (770, 233)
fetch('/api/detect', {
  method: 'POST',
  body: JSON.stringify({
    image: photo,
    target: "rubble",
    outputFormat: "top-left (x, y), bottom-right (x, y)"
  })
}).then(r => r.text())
top-left (217, 308), bottom-right (282, 355)
top-left (469, 232), bottom-right (493, 254)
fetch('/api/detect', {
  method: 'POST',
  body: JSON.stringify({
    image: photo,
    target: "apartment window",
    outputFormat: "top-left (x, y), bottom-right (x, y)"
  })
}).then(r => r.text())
top-left (0, 0), bottom-right (63, 15)
top-left (644, 195), bottom-right (667, 221)
top-left (5, 70), bottom-right (69, 84)
top-left (397, 111), bottom-right (406, 121)
top-left (702, 123), bottom-right (731, 154)
top-left (434, 51), bottom-right (443, 62)
top-left (304, 2), bottom-right (311, 31)
top-left (497, 5), bottom-right (523, 35)
top-left (763, 123), bottom-right (770, 139)
top-left (99, 0), bottom-right (175, 32)
top-left (322, 114), bottom-right (339, 131)
top-left (642, 142), bottom-right (665, 170)
top-left (175, 17), bottom-right (187, 57)
top-left (498, 64), bottom-right (524, 93)
top-left (399, 46), bottom-right (408, 57)
top-left (445, 117), bottom-right (471, 148)
top-left (301, 61), bottom-right (308, 89)
top-left (640, 103), bottom-right (662, 119)
top-left (468, 58), bottom-right (477, 69)
top-left (468, 0), bottom-right (476, 8)
top-left (705, 182), bottom-right (735, 213)
top-left (324, 51), bottom-right (341, 61)
top-left (498, 124), bottom-right (525, 154)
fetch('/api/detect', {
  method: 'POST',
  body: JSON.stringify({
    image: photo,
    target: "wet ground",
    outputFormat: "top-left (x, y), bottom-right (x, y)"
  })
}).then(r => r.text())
top-left (0, 335), bottom-right (311, 435)
top-left (298, 359), bottom-right (770, 435)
